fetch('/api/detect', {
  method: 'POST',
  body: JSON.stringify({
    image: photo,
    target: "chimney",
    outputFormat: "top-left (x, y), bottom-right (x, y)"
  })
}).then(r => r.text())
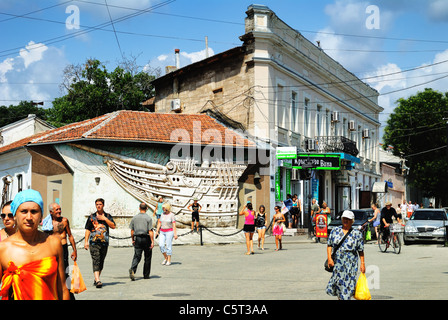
top-left (175, 49), bottom-right (180, 69)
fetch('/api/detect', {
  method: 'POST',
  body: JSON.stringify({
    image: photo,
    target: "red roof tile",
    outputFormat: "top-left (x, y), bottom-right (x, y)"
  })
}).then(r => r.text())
top-left (0, 111), bottom-right (254, 155)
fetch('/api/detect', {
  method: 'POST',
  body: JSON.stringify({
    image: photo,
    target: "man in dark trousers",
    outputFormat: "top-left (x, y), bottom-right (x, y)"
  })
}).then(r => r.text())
top-left (84, 198), bottom-right (116, 288)
top-left (129, 202), bottom-right (154, 280)
top-left (380, 201), bottom-right (401, 241)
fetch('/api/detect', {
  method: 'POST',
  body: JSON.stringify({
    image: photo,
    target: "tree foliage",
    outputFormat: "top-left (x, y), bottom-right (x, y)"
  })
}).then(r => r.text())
top-left (46, 58), bottom-right (157, 127)
top-left (0, 101), bottom-right (48, 128)
top-left (383, 88), bottom-right (448, 202)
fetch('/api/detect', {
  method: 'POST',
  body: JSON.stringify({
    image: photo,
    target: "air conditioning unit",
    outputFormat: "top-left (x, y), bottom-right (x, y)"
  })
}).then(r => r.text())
top-left (170, 99), bottom-right (181, 111)
top-left (306, 138), bottom-right (318, 151)
top-left (362, 128), bottom-right (370, 139)
top-left (349, 120), bottom-right (356, 131)
top-left (331, 111), bottom-right (340, 123)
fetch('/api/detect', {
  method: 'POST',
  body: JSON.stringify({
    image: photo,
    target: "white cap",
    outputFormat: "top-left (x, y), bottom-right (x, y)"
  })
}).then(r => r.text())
top-left (341, 210), bottom-right (355, 220)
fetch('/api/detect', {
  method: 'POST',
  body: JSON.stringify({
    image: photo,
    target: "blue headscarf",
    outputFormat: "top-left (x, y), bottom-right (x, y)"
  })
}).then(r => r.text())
top-left (11, 189), bottom-right (44, 216)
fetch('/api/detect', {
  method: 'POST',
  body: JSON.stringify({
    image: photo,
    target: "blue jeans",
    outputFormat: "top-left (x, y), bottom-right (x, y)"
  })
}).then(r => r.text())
top-left (159, 230), bottom-right (174, 256)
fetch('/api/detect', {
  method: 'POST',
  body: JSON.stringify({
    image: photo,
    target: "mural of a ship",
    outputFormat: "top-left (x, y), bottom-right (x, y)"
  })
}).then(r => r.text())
top-left (72, 144), bottom-right (247, 228)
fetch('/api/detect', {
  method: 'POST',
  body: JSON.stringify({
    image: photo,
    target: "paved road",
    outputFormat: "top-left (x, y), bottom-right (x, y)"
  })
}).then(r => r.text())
top-left (70, 234), bottom-right (448, 301)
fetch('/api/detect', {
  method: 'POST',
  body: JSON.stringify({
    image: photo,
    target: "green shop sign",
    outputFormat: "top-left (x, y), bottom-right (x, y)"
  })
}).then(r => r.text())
top-left (292, 154), bottom-right (340, 170)
top-left (276, 147), bottom-right (297, 159)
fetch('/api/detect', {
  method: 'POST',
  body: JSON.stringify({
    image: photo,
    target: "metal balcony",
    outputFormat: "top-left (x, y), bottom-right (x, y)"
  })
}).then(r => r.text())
top-left (306, 136), bottom-right (359, 157)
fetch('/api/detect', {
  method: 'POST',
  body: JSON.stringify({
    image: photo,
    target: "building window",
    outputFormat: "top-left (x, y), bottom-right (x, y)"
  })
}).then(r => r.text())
top-left (316, 105), bottom-right (322, 136)
top-left (277, 84), bottom-right (285, 128)
top-left (291, 91), bottom-right (298, 131)
top-left (304, 97), bottom-right (310, 136)
top-left (17, 174), bottom-right (23, 192)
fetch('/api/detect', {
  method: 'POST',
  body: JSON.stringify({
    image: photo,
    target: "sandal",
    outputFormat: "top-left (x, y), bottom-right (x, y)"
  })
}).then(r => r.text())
top-left (96, 281), bottom-right (103, 288)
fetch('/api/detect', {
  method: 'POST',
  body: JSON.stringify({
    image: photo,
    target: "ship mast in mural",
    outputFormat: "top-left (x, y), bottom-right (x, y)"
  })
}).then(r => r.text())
top-left (71, 144), bottom-right (247, 226)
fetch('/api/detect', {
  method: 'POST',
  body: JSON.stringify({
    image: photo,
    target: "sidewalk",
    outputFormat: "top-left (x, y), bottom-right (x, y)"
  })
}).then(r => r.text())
top-left (71, 231), bottom-right (326, 301)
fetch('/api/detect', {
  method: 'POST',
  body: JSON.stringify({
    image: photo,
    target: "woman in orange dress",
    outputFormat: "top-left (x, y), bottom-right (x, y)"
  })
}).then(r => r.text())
top-left (0, 189), bottom-right (70, 300)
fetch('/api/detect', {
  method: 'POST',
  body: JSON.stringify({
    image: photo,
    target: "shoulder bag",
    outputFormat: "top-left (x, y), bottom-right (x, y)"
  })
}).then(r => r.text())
top-left (324, 228), bottom-right (353, 273)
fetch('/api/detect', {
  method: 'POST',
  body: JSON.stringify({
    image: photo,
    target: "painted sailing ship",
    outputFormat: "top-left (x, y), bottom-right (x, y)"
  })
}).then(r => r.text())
top-left (71, 144), bottom-right (247, 227)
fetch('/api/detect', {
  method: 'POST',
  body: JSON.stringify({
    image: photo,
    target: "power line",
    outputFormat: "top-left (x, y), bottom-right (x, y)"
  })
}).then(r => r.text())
top-left (0, 0), bottom-right (73, 23)
top-left (104, 0), bottom-right (124, 60)
top-left (72, 2), bottom-right (448, 46)
top-left (404, 145), bottom-right (447, 158)
top-left (0, 0), bottom-right (176, 59)
top-left (0, 2), bottom-right (447, 60)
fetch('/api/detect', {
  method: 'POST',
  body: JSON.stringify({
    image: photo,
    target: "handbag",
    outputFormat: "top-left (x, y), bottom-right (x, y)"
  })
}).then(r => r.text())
top-left (354, 273), bottom-right (371, 300)
top-left (324, 228), bottom-right (353, 272)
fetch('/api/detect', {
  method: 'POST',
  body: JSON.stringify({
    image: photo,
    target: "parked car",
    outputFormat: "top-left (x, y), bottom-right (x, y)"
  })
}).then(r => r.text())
top-left (404, 209), bottom-right (448, 244)
top-left (327, 208), bottom-right (373, 239)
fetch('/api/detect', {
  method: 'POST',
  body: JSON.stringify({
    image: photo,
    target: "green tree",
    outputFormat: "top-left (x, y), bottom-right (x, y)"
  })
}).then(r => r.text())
top-left (0, 101), bottom-right (48, 128)
top-left (46, 58), bottom-right (157, 127)
top-left (383, 88), bottom-right (448, 205)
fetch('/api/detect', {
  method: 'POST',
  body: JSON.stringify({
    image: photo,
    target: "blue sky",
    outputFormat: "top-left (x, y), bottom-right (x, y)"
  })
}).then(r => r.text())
top-left (1, 0), bottom-right (448, 137)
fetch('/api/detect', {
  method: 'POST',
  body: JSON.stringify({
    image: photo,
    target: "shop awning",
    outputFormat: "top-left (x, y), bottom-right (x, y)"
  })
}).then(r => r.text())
top-left (372, 181), bottom-right (388, 193)
top-left (328, 152), bottom-right (361, 164)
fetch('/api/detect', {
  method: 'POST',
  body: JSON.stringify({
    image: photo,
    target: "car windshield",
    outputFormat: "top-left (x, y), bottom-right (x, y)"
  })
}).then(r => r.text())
top-left (411, 210), bottom-right (447, 221)
top-left (354, 211), bottom-right (367, 220)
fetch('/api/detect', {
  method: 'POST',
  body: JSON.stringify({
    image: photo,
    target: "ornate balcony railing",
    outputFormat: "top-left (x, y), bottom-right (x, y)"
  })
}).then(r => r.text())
top-left (306, 136), bottom-right (359, 157)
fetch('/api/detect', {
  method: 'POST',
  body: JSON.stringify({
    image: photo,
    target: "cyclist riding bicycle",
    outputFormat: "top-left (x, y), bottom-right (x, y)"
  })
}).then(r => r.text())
top-left (380, 201), bottom-right (401, 241)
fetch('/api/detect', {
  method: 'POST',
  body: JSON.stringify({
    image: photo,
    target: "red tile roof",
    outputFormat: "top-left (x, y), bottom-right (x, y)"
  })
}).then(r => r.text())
top-left (0, 111), bottom-right (254, 155)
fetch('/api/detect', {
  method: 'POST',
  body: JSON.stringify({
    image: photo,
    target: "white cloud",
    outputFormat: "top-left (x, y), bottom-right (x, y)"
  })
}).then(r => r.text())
top-left (0, 41), bottom-right (67, 107)
top-left (19, 41), bottom-right (48, 68)
top-left (157, 54), bottom-right (168, 62)
top-left (148, 47), bottom-right (215, 75)
top-left (181, 48), bottom-right (214, 64)
top-left (363, 49), bottom-right (448, 138)
top-left (428, 0), bottom-right (448, 21)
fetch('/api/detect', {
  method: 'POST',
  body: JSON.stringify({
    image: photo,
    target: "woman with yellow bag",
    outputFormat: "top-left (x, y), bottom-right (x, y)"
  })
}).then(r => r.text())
top-left (325, 210), bottom-right (367, 300)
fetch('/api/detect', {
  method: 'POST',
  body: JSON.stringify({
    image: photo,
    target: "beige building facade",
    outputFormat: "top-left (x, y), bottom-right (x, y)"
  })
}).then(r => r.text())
top-left (152, 5), bottom-right (383, 224)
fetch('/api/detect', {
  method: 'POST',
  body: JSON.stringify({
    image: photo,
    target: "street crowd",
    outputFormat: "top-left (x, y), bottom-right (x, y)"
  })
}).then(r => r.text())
top-left (0, 187), bottom-right (434, 300)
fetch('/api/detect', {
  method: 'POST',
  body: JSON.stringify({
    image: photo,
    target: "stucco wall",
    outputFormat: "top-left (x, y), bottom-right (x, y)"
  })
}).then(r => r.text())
top-left (55, 144), bottom-right (141, 229)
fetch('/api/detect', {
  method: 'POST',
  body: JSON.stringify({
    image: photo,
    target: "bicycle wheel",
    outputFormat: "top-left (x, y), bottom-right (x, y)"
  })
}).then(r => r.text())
top-left (378, 231), bottom-right (388, 252)
top-left (392, 233), bottom-right (401, 254)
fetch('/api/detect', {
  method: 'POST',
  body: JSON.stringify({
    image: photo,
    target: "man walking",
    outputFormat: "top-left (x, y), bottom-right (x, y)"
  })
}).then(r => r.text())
top-left (84, 198), bottom-right (116, 288)
top-left (45, 203), bottom-right (78, 268)
top-left (43, 203), bottom-right (77, 299)
top-left (129, 202), bottom-right (154, 280)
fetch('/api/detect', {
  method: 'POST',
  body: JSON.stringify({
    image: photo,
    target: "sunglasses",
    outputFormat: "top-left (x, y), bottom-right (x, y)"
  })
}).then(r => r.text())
top-left (1, 213), bottom-right (14, 219)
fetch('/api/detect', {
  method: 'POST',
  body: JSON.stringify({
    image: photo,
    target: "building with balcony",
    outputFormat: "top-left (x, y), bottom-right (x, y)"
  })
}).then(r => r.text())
top-left (151, 4), bottom-right (383, 225)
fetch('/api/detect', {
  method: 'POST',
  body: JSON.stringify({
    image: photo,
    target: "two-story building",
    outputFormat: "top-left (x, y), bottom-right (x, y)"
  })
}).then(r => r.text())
top-left (151, 4), bottom-right (383, 225)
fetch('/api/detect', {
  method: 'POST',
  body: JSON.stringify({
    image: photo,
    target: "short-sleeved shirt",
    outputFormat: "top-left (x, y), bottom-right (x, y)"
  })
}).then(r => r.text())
top-left (311, 203), bottom-right (319, 214)
top-left (130, 213), bottom-right (153, 236)
top-left (159, 212), bottom-right (176, 231)
top-left (85, 212), bottom-right (115, 245)
top-left (380, 207), bottom-right (398, 227)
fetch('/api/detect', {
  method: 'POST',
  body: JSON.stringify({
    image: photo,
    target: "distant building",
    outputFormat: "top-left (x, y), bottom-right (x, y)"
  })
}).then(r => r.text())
top-left (0, 114), bottom-right (54, 203)
top-left (379, 147), bottom-right (406, 208)
top-left (151, 5), bottom-right (383, 225)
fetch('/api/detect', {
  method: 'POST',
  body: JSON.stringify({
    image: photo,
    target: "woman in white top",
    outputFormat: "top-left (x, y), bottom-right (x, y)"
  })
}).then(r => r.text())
top-left (155, 203), bottom-right (178, 266)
